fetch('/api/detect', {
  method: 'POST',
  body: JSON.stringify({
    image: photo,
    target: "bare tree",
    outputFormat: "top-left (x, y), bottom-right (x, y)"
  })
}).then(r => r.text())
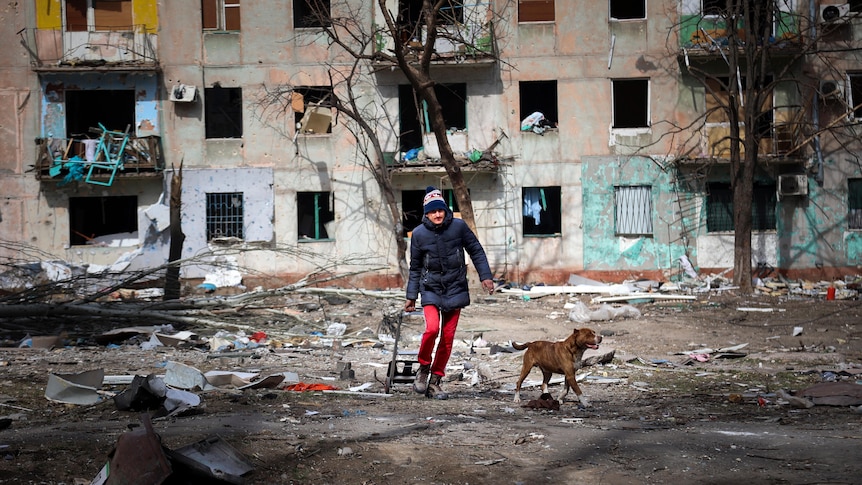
top-left (663, 0), bottom-right (862, 292)
top-left (256, 1), bottom-right (503, 280)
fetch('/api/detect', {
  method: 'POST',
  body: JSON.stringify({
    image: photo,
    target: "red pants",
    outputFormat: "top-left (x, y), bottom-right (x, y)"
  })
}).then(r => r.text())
top-left (418, 306), bottom-right (461, 377)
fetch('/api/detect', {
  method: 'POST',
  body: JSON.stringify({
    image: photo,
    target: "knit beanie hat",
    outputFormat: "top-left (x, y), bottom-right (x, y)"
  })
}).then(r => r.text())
top-left (423, 186), bottom-right (448, 214)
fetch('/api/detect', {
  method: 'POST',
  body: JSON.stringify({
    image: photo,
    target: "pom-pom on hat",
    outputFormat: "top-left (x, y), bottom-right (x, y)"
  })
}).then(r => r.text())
top-left (423, 186), bottom-right (448, 214)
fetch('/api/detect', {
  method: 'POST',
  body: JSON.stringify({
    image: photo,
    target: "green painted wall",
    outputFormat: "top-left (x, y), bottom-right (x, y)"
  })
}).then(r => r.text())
top-left (582, 156), bottom-right (696, 272)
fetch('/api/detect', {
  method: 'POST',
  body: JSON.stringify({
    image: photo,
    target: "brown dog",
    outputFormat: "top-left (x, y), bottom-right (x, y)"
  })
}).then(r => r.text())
top-left (512, 327), bottom-right (602, 407)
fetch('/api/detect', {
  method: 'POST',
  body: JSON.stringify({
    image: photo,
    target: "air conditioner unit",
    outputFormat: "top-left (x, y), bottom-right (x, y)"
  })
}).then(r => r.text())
top-left (778, 174), bottom-right (808, 197)
top-left (820, 4), bottom-right (851, 23)
top-left (819, 79), bottom-right (845, 100)
top-left (169, 84), bottom-right (197, 103)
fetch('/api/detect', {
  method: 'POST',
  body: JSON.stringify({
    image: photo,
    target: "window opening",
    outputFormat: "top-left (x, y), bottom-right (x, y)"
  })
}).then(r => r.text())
top-left (612, 79), bottom-right (649, 129)
top-left (206, 192), bottom-right (244, 241)
top-left (849, 179), bottom-right (862, 230)
top-left (293, 86), bottom-right (334, 134)
top-left (298, 191), bottom-right (334, 240)
top-left (396, 0), bottom-right (463, 31)
top-left (69, 195), bottom-right (137, 246)
top-left (519, 81), bottom-right (558, 134)
top-left (701, 0), bottom-right (773, 39)
top-left (294, 0), bottom-right (331, 28)
top-left (523, 186), bottom-right (561, 236)
top-left (65, 90), bottom-right (135, 139)
top-left (66, 0), bottom-right (133, 32)
top-left (518, 0), bottom-right (555, 22)
top-left (202, 0), bottom-right (241, 31)
top-left (205, 87), bottom-right (243, 139)
top-left (615, 186), bottom-right (653, 235)
top-left (848, 73), bottom-right (862, 120)
top-left (401, 189), bottom-right (461, 237)
top-left (706, 182), bottom-right (776, 232)
top-left (398, 83), bottom-right (467, 152)
top-left (610, 0), bottom-right (646, 20)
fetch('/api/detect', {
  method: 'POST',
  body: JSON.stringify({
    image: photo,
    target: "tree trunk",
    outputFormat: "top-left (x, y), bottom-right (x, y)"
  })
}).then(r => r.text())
top-left (420, 81), bottom-right (478, 234)
top-left (164, 163), bottom-right (185, 300)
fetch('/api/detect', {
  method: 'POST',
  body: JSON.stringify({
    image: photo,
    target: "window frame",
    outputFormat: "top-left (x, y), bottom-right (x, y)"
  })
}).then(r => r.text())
top-left (69, 195), bottom-right (138, 246)
top-left (849, 179), bottom-right (862, 230)
top-left (518, 0), bottom-right (555, 23)
top-left (65, 0), bottom-right (133, 32)
top-left (293, 86), bottom-right (334, 135)
top-left (297, 191), bottom-right (335, 241)
top-left (206, 192), bottom-right (245, 241)
top-left (293, 0), bottom-right (332, 29)
top-left (202, 0), bottom-right (241, 32)
top-left (612, 78), bottom-right (650, 130)
top-left (519, 80), bottom-right (558, 133)
top-left (706, 182), bottom-right (777, 233)
top-left (847, 72), bottom-right (862, 121)
top-left (398, 83), bottom-right (468, 152)
top-left (522, 186), bottom-right (562, 237)
top-left (614, 185), bottom-right (653, 236)
top-left (609, 0), bottom-right (646, 21)
top-left (204, 86), bottom-right (243, 139)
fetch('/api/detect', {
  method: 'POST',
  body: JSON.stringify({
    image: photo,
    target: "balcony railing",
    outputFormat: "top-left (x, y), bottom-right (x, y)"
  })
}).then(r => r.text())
top-left (374, 21), bottom-right (496, 65)
top-left (34, 128), bottom-right (164, 187)
top-left (19, 25), bottom-right (158, 71)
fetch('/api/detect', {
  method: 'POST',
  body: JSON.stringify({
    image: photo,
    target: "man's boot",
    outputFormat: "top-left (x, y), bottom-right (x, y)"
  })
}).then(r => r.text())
top-left (426, 374), bottom-right (448, 400)
top-left (413, 364), bottom-right (430, 394)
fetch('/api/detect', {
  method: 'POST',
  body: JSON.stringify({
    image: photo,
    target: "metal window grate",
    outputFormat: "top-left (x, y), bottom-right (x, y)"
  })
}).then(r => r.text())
top-left (615, 186), bottom-right (653, 235)
top-left (206, 192), bottom-right (244, 240)
top-left (707, 183), bottom-right (776, 232)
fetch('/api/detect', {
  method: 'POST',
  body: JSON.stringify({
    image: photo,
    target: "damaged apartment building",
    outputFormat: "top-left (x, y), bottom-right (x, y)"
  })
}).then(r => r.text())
top-left (1, 0), bottom-right (861, 287)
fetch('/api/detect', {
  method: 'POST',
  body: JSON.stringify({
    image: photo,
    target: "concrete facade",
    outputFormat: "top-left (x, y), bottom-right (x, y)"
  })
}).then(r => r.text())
top-left (1, 1), bottom-right (860, 288)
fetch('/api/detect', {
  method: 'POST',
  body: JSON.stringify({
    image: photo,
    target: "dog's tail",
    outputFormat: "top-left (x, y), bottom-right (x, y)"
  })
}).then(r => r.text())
top-left (512, 341), bottom-right (529, 351)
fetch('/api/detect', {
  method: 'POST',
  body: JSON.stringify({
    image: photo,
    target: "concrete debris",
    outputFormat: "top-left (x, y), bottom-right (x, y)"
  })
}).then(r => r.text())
top-left (798, 382), bottom-right (862, 407)
top-left (91, 414), bottom-right (253, 484)
top-left (45, 369), bottom-right (105, 405)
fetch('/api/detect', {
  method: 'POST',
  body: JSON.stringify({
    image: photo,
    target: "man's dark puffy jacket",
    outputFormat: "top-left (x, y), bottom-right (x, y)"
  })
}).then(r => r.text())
top-left (406, 211), bottom-right (493, 312)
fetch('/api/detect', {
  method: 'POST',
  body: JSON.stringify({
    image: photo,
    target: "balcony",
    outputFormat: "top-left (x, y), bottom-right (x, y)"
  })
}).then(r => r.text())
top-left (19, 25), bottom-right (159, 72)
top-left (34, 127), bottom-right (164, 187)
top-left (678, 9), bottom-right (802, 58)
top-left (373, 21), bottom-right (496, 66)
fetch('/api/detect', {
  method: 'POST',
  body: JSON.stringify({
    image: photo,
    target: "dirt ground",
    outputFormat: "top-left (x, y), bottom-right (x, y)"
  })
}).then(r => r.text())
top-left (1, 288), bottom-right (861, 485)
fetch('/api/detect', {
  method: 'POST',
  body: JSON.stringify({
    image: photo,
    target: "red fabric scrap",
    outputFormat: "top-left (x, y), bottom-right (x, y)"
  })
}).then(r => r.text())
top-left (285, 382), bottom-right (339, 392)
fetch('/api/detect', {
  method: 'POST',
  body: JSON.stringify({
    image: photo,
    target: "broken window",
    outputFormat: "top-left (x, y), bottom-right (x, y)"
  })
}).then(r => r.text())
top-left (610, 0), bottom-right (646, 20)
top-left (706, 182), bottom-right (776, 232)
top-left (298, 191), bottom-right (335, 241)
top-left (612, 79), bottom-right (649, 129)
top-left (398, 83), bottom-right (467, 152)
top-left (396, 0), bottom-right (463, 32)
top-left (66, 0), bottom-right (133, 32)
top-left (401, 189), bottom-right (461, 237)
top-left (65, 90), bottom-right (135, 139)
top-left (523, 186), bottom-right (561, 236)
top-left (292, 86), bottom-right (333, 135)
top-left (519, 81), bottom-right (558, 134)
top-left (705, 76), bottom-right (774, 157)
top-left (614, 186), bottom-right (653, 236)
top-left (848, 73), bottom-right (862, 120)
top-left (69, 195), bottom-right (137, 246)
top-left (518, 0), bottom-right (554, 22)
top-left (202, 0), bottom-right (241, 31)
top-left (701, 0), bottom-right (773, 39)
top-left (850, 179), bottom-right (862, 230)
top-left (205, 86), bottom-right (243, 139)
top-left (293, 0), bottom-right (331, 28)
top-left (206, 192), bottom-right (244, 241)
